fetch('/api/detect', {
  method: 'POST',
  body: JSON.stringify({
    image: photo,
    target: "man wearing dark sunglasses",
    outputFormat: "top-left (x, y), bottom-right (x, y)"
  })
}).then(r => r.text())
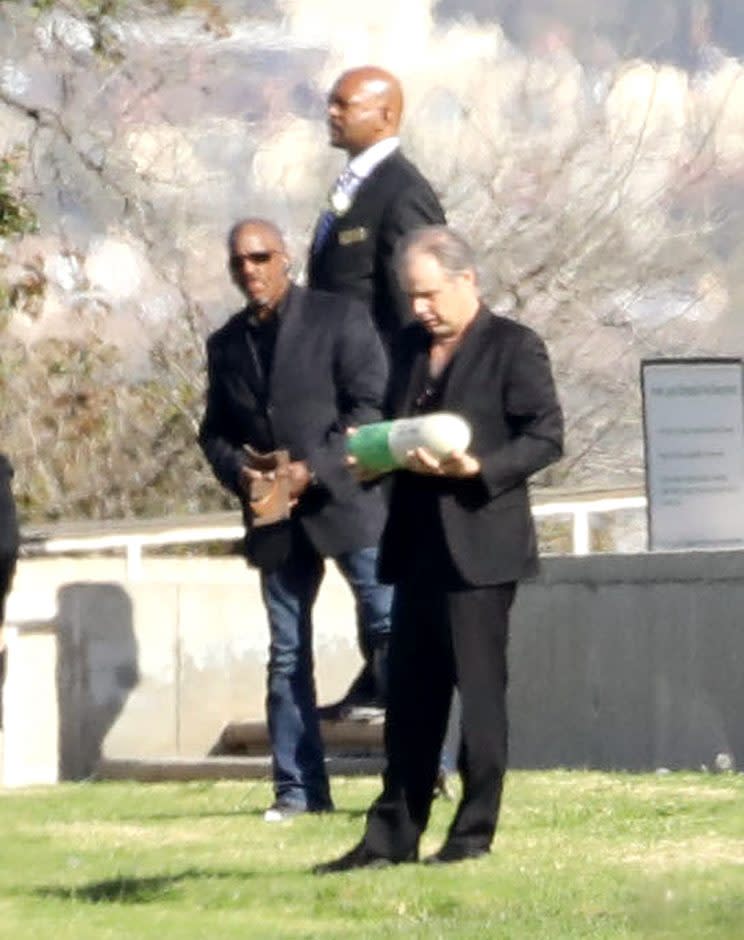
top-left (199, 218), bottom-right (391, 822)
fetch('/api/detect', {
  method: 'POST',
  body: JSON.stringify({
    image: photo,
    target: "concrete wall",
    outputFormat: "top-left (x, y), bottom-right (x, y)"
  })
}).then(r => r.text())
top-left (2, 556), bottom-right (362, 784)
top-left (3, 550), bottom-right (742, 784)
top-left (510, 552), bottom-right (743, 773)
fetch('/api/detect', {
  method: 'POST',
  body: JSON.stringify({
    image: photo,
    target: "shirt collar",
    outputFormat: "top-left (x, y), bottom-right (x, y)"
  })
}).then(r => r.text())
top-left (347, 137), bottom-right (400, 181)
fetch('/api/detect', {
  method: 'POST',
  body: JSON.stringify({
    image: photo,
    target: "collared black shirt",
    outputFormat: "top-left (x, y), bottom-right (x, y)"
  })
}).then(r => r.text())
top-left (237, 292), bottom-right (291, 455)
top-left (395, 357), bottom-right (468, 589)
top-left (244, 291), bottom-right (289, 385)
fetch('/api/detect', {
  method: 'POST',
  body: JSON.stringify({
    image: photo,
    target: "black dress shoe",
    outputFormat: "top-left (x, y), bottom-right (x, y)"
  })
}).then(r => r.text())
top-left (317, 656), bottom-right (387, 723)
top-left (330, 702), bottom-right (385, 723)
top-left (317, 693), bottom-right (385, 724)
top-left (424, 843), bottom-right (489, 865)
top-left (313, 841), bottom-right (416, 874)
top-left (317, 700), bottom-right (385, 722)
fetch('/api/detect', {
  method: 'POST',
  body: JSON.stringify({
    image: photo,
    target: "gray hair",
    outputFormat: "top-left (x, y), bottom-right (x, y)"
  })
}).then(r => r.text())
top-left (227, 217), bottom-right (286, 254)
top-left (394, 225), bottom-right (477, 286)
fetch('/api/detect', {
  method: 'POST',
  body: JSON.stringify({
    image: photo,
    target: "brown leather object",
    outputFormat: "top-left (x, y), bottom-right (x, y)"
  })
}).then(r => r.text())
top-left (243, 446), bottom-right (291, 527)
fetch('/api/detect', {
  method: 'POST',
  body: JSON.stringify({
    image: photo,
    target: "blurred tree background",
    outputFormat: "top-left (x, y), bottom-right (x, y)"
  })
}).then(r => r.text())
top-left (2, 0), bottom-right (744, 522)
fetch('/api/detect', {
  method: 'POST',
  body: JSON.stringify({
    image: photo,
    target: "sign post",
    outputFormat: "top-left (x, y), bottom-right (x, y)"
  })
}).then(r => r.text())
top-left (641, 358), bottom-right (744, 550)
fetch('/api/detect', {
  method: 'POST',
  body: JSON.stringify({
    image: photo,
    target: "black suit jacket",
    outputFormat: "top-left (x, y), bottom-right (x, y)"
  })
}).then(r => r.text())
top-left (379, 307), bottom-right (564, 587)
top-left (307, 149), bottom-right (446, 348)
top-left (0, 454), bottom-right (19, 556)
top-left (199, 285), bottom-right (388, 566)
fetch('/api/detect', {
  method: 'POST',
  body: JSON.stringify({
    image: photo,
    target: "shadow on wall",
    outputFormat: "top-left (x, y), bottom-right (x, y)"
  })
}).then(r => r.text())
top-left (56, 583), bottom-right (139, 780)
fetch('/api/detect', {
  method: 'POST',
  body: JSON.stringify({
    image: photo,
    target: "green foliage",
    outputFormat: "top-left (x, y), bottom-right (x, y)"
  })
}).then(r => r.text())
top-left (0, 773), bottom-right (742, 938)
top-left (0, 298), bottom-right (222, 522)
top-left (0, 150), bottom-right (36, 239)
top-left (28, 0), bottom-right (57, 12)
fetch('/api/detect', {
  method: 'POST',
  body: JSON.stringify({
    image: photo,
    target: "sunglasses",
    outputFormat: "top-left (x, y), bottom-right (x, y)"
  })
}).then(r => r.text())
top-left (230, 251), bottom-right (280, 266)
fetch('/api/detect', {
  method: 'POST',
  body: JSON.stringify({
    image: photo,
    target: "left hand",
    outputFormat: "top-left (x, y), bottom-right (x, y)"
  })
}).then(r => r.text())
top-left (345, 453), bottom-right (386, 484)
top-left (285, 460), bottom-right (314, 500)
top-left (404, 447), bottom-right (481, 478)
top-left (344, 426), bottom-right (386, 483)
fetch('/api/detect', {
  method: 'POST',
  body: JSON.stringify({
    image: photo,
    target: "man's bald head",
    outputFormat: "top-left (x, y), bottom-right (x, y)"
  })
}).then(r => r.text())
top-left (227, 217), bottom-right (286, 257)
top-left (327, 66), bottom-right (403, 156)
top-left (227, 218), bottom-right (290, 317)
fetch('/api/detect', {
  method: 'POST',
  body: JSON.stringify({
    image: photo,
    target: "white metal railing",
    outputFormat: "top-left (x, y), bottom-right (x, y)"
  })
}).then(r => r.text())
top-left (21, 512), bottom-right (245, 582)
top-left (20, 489), bottom-right (647, 580)
top-left (531, 492), bottom-right (647, 556)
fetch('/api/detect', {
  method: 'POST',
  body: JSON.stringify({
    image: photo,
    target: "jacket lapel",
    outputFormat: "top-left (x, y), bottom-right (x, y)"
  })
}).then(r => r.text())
top-left (322, 151), bottom-right (400, 243)
top-left (397, 308), bottom-right (492, 415)
top-left (220, 310), bottom-right (265, 402)
top-left (347, 151), bottom-right (399, 216)
top-left (267, 284), bottom-right (304, 403)
top-left (439, 307), bottom-right (493, 406)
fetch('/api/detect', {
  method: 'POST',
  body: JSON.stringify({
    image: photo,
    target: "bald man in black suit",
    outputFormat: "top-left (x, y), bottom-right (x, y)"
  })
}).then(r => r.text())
top-left (309, 66), bottom-right (446, 719)
top-left (309, 66), bottom-right (445, 350)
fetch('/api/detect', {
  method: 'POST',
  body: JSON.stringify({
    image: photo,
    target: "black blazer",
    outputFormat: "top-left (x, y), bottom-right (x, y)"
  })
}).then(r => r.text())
top-left (379, 308), bottom-right (564, 586)
top-left (307, 149), bottom-right (446, 348)
top-left (0, 454), bottom-right (19, 556)
top-left (199, 285), bottom-right (388, 564)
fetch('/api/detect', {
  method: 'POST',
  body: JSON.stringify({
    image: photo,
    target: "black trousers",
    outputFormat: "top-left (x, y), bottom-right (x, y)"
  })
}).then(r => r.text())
top-left (362, 577), bottom-right (516, 860)
top-left (0, 551), bottom-right (16, 730)
top-left (0, 552), bottom-right (16, 625)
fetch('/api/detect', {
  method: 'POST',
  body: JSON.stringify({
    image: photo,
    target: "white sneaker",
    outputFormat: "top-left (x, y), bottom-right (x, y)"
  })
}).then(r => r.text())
top-left (263, 802), bottom-right (306, 822)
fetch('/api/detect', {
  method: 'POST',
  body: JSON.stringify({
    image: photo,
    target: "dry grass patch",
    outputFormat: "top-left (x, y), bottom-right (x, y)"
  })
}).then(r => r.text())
top-left (621, 836), bottom-right (744, 872)
top-left (617, 783), bottom-right (740, 802)
top-left (529, 771), bottom-right (740, 801)
top-left (40, 821), bottom-right (212, 848)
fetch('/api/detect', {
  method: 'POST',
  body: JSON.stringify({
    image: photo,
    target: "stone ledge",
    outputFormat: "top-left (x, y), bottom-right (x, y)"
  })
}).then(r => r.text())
top-left (96, 755), bottom-right (384, 782)
top-left (212, 720), bottom-right (383, 756)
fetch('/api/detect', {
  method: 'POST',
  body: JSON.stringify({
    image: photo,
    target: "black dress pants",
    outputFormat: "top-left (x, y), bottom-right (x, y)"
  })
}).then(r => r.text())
top-left (0, 552), bottom-right (16, 625)
top-left (363, 576), bottom-right (516, 860)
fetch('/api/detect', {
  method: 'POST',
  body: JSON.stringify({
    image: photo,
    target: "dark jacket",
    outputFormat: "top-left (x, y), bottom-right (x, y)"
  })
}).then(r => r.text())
top-left (308, 149), bottom-right (446, 349)
top-left (0, 454), bottom-right (19, 557)
top-left (199, 284), bottom-right (388, 566)
top-left (379, 307), bottom-right (564, 586)
top-left (0, 453), bottom-right (19, 623)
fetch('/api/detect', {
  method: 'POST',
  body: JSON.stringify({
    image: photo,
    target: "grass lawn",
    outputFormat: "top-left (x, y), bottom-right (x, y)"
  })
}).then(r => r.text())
top-left (0, 770), bottom-right (742, 939)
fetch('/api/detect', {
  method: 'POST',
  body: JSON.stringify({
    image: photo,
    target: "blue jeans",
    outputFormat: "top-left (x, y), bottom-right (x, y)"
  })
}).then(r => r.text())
top-left (260, 528), bottom-right (392, 808)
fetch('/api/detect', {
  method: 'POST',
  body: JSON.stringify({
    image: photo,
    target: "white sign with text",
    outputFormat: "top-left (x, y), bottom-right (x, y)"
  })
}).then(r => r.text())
top-left (642, 359), bottom-right (744, 550)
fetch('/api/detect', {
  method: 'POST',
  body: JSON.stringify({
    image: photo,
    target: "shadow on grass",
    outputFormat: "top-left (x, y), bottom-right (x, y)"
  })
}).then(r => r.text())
top-left (32, 867), bottom-right (289, 904)
top-left (116, 808), bottom-right (368, 822)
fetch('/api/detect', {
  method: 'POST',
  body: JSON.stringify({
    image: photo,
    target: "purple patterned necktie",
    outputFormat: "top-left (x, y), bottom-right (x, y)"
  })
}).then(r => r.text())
top-left (312, 166), bottom-right (359, 254)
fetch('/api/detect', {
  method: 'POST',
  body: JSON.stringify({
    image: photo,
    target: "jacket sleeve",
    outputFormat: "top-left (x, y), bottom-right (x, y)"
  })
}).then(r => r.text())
top-left (198, 339), bottom-right (248, 498)
top-left (305, 300), bottom-right (388, 486)
top-left (378, 181), bottom-right (446, 335)
top-left (477, 328), bottom-right (564, 498)
top-left (0, 454), bottom-right (20, 555)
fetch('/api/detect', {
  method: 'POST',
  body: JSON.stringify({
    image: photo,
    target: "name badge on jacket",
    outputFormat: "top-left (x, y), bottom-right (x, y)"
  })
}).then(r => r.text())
top-left (337, 226), bottom-right (368, 247)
